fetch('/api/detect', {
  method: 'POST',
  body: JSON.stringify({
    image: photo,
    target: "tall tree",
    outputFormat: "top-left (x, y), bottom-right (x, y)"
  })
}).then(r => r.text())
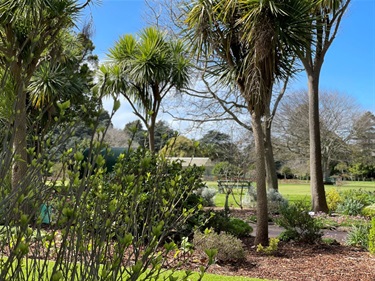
top-left (0, 0), bottom-right (92, 190)
top-left (99, 27), bottom-right (191, 152)
top-left (183, 0), bottom-right (313, 245)
top-left (298, 0), bottom-right (351, 212)
top-left (351, 111), bottom-right (375, 166)
top-left (125, 119), bottom-right (177, 151)
top-left (28, 30), bottom-right (99, 156)
top-left (274, 91), bottom-right (359, 178)
top-left (199, 130), bottom-right (238, 164)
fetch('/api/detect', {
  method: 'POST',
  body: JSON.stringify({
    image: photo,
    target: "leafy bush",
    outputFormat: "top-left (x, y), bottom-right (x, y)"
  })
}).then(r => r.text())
top-left (339, 189), bottom-right (375, 206)
top-left (337, 198), bottom-right (365, 216)
top-left (326, 188), bottom-right (342, 212)
top-left (193, 230), bottom-right (245, 263)
top-left (1, 142), bottom-right (208, 280)
top-left (275, 201), bottom-right (323, 243)
top-left (226, 218), bottom-right (253, 238)
top-left (362, 204), bottom-right (375, 217)
top-left (345, 224), bottom-right (370, 249)
top-left (369, 218), bottom-right (375, 254)
top-left (203, 212), bottom-right (252, 238)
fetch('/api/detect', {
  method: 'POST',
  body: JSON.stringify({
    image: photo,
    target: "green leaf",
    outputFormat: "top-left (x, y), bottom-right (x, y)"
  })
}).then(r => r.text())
top-left (113, 99), bottom-right (121, 111)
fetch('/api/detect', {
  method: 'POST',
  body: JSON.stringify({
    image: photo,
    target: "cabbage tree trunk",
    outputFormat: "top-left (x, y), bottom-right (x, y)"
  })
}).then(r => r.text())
top-left (252, 111), bottom-right (268, 246)
top-left (307, 72), bottom-right (328, 213)
top-left (264, 120), bottom-right (278, 191)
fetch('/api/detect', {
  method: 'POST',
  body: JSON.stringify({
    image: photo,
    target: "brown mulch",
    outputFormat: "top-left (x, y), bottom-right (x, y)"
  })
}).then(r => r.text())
top-left (204, 238), bottom-right (375, 281)
top-left (194, 208), bottom-right (375, 281)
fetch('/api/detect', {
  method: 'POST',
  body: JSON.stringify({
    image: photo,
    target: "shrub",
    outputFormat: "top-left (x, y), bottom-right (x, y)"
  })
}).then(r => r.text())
top-left (246, 188), bottom-right (288, 214)
top-left (275, 200), bottom-right (323, 243)
top-left (199, 187), bottom-right (217, 207)
top-left (337, 198), bottom-right (364, 216)
top-left (369, 218), bottom-right (375, 254)
top-left (256, 238), bottom-right (279, 255)
top-left (267, 189), bottom-right (288, 214)
top-left (362, 204), bottom-right (375, 218)
top-left (226, 218), bottom-right (253, 238)
top-left (345, 224), bottom-right (370, 249)
top-left (193, 230), bottom-right (245, 263)
top-left (326, 189), bottom-right (342, 212)
top-left (339, 189), bottom-right (375, 206)
top-left (202, 210), bottom-right (228, 233)
top-left (1, 144), bottom-right (208, 280)
top-left (203, 212), bottom-right (252, 238)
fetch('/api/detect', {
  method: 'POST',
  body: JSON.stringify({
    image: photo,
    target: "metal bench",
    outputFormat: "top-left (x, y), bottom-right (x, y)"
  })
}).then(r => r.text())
top-left (217, 179), bottom-right (253, 194)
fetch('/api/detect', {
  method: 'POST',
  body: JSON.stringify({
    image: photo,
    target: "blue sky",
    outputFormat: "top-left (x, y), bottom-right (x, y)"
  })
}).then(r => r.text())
top-left (82, 0), bottom-right (375, 129)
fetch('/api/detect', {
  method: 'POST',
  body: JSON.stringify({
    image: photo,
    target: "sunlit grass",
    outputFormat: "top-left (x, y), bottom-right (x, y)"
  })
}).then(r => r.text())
top-left (206, 180), bottom-right (375, 208)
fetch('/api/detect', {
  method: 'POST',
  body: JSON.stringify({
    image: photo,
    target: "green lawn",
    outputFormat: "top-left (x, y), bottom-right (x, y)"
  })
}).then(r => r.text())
top-left (206, 180), bottom-right (375, 208)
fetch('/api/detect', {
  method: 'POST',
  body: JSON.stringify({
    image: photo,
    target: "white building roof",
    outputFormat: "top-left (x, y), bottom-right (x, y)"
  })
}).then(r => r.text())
top-left (167, 157), bottom-right (212, 167)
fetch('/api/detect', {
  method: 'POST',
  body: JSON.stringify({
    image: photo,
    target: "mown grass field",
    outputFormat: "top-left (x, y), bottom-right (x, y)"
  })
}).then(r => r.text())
top-left (205, 180), bottom-right (375, 208)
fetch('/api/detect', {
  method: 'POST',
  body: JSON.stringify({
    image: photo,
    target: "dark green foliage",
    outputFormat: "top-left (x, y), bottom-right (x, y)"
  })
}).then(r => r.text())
top-left (199, 130), bottom-right (239, 164)
top-left (202, 211), bottom-right (252, 238)
top-left (124, 120), bottom-right (177, 151)
top-left (212, 161), bottom-right (243, 178)
top-left (276, 201), bottom-right (323, 243)
top-left (225, 218), bottom-right (253, 238)
top-left (202, 210), bottom-right (228, 233)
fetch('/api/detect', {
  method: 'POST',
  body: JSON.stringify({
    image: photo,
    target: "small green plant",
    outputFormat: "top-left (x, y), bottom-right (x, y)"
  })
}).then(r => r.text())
top-left (337, 198), bottom-right (364, 216)
top-left (180, 237), bottom-right (194, 254)
top-left (193, 229), bottom-right (245, 263)
top-left (368, 217), bottom-right (375, 254)
top-left (322, 237), bottom-right (338, 245)
top-left (275, 200), bottom-right (323, 243)
top-left (345, 224), bottom-right (370, 249)
top-left (226, 218), bottom-right (253, 238)
top-left (326, 189), bottom-right (342, 212)
top-left (256, 238), bottom-right (279, 255)
top-left (362, 204), bottom-right (375, 217)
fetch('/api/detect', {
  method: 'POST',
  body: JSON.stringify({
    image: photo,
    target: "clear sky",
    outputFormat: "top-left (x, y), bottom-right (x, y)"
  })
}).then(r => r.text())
top-left (82, 0), bottom-right (375, 129)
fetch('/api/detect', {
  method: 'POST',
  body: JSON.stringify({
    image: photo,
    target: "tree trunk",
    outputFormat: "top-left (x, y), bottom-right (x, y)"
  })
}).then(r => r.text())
top-left (252, 112), bottom-right (268, 246)
top-left (148, 116), bottom-right (156, 153)
top-left (307, 73), bottom-right (329, 213)
top-left (264, 122), bottom-right (278, 191)
top-left (12, 80), bottom-right (28, 192)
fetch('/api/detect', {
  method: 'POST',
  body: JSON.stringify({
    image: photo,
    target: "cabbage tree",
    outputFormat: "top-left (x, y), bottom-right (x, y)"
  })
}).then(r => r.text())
top-left (99, 27), bottom-right (191, 152)
top-left (183, 0), bottom-right (314, 245)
